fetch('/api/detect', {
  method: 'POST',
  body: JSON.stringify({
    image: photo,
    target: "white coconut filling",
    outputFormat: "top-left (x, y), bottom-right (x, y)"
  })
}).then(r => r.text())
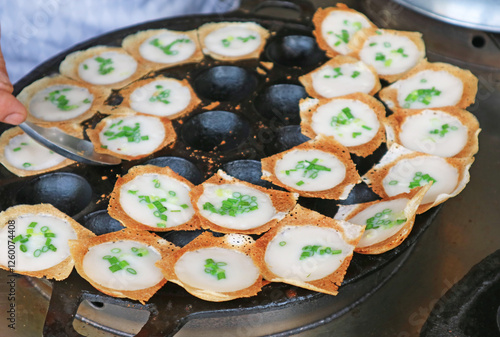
top-left (78, 51), bottom-right (137, 85)
top-left (274, 149), bottom-right (346, 191)
top-left (392, 70), bottom-right (463, 109)
top-left (398, 109), bottom-right (468, 157)
top-left (348, 198), bottom-right (409, 248)
top-left (119, 173), bottom-right (194, 229)
top-left (311, 61), bottom-right (376, 98)
top-left (4, 133), bottom-right (67, 171)
top-left (0, 214), bottom-right (77, 272)
top-left (382, 156), bottom-right (459, 205)
top-left (129, 79), bottom-right (192, 117)
top-left (139, 32), bottom-right (196, 64)
top-left (98, 115), bottom-right (166, 156)
top-left (321, 10), bottom-right (372, 55)
top-left (264, 225), bottom-right (352, 282)
top-left (204, 26), bottom-right (261, 57)
top-left (174, 247), bottom-right (260, 292)
top-left (359, 34), bottom-right (421, 76)
top-left (29, 85), bottom-right (93, 121)
top-left (197, 183), bottom-right (277, 230)
top-left (83, 240), bottom-right (163, 291)
top-left (311, 99), bottom-right (380, 147)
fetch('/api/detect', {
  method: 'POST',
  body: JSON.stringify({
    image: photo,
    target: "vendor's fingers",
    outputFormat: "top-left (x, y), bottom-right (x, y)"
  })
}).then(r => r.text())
top-left (0, 90), bottom-right (27, 124)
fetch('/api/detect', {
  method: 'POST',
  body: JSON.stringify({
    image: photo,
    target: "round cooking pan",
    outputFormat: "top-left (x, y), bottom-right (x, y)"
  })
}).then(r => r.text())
top-left (0, 1), bottom-right (441, 336)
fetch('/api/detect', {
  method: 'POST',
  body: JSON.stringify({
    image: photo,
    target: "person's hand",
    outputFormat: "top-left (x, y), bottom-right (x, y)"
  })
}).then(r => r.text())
top-left (0, 42), bottom-right (27, 125)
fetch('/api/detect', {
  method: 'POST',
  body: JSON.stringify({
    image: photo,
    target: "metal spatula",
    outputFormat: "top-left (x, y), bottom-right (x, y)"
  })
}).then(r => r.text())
top-left (19, 121), bottom-right (121, 166)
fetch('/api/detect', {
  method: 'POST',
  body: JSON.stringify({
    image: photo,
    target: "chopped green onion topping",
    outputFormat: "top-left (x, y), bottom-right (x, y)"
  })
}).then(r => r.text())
top-left (14, 222), bottom-right (56, 256)
top-left (153, 179), bottom-right (161, 188)
top-left (94, 56), bottom-right (115, 75)
top-left (429, 123), bottom-right (458, 137)
top-left (131, 247), bottom-right (149, 257)
top-left (366, 209), bottom-right (407, 230)
top-left (391, 47), bottom-right (408, 57)
top-left (351, 70), bottom-right (360, 78)
top-left (180, 204), bottom-right (189, 209)
top-left (353, 21), bottom-right (362, 31)
top-left (204, 258), bottom-right (227, 280)
top-left (149, 85), bottom-right (171, 104)
top-left (279, 241), bottom-right (287, 246)
top-left (331, 107), bottom-right (358, 127)
top-left (149, 37), bottom-right (191, 55)
top-left (405, 87), bottom-right (442, 105)
top-left (237, 35), bottom-right (256, 43)
top-left (299, 245), bottom-right (342, 260)
top-left (408, 171), bottom-right (436, 189)
top-left (44, 89), bottom-right (83, 111)
top-left (13, 235), bottom-right (23, 243)
top-left (324, 66), bottom-right (344, 78)
top-left (13, 147), bottom-right (21, 152)
top-left (375, 52), bottom-right (385, 61)
top-left (104, 250), bottom-right (136, 274)
top-left (286, 158), bottom-right (332, 185)
top-left (388, 180), bottom-right (398, 185)
top-left (335, 29), bottom-right (350, 44)
top-left (104, 121), bottom-right (148, 143)
top-left (203, 192), bottom-right (259, 217)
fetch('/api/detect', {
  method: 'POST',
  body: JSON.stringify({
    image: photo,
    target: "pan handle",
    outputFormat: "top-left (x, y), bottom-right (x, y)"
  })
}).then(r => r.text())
top-left (237, 0), bottom-right (316, 21)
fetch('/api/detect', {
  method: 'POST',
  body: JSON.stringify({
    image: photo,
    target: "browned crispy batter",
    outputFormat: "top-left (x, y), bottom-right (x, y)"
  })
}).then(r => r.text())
top-left (59, 46), bottom-right (151, 90)
top-left (118, 75), bottom-right (201, 119)
top-left (261, 135), bottom-right (361, 199)
top-left (254, 204), bottom-right (364, 295)
top-left (156, 231), bottom-right (264, 301)
top-left (69, 228), bottom-right (177, 304)
top-left (122, 29), bottom-right (203, 71)
top-left (108, 165), bottom-right (201, 232)
top-left (190, 170), bottom-right (298, 234)
top-left (378, 60), bottom-right (478, 110)
top-left (86, 108), bottom-right (177, 161)
top-left (0, 204), bottom-right (95, 280)
top-left (313, 4), bottom-right (377, 58)
top-left (300, 93), bottom-right (387, 157)
top-left (198, 22), bottom-right (269, 61)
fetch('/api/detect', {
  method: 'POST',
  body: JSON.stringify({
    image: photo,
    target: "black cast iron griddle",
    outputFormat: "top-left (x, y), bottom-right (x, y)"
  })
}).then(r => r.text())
top-left (0, 1), bottom-right (442, 336)
top-left (420, 249), bottom-right (500, 337)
